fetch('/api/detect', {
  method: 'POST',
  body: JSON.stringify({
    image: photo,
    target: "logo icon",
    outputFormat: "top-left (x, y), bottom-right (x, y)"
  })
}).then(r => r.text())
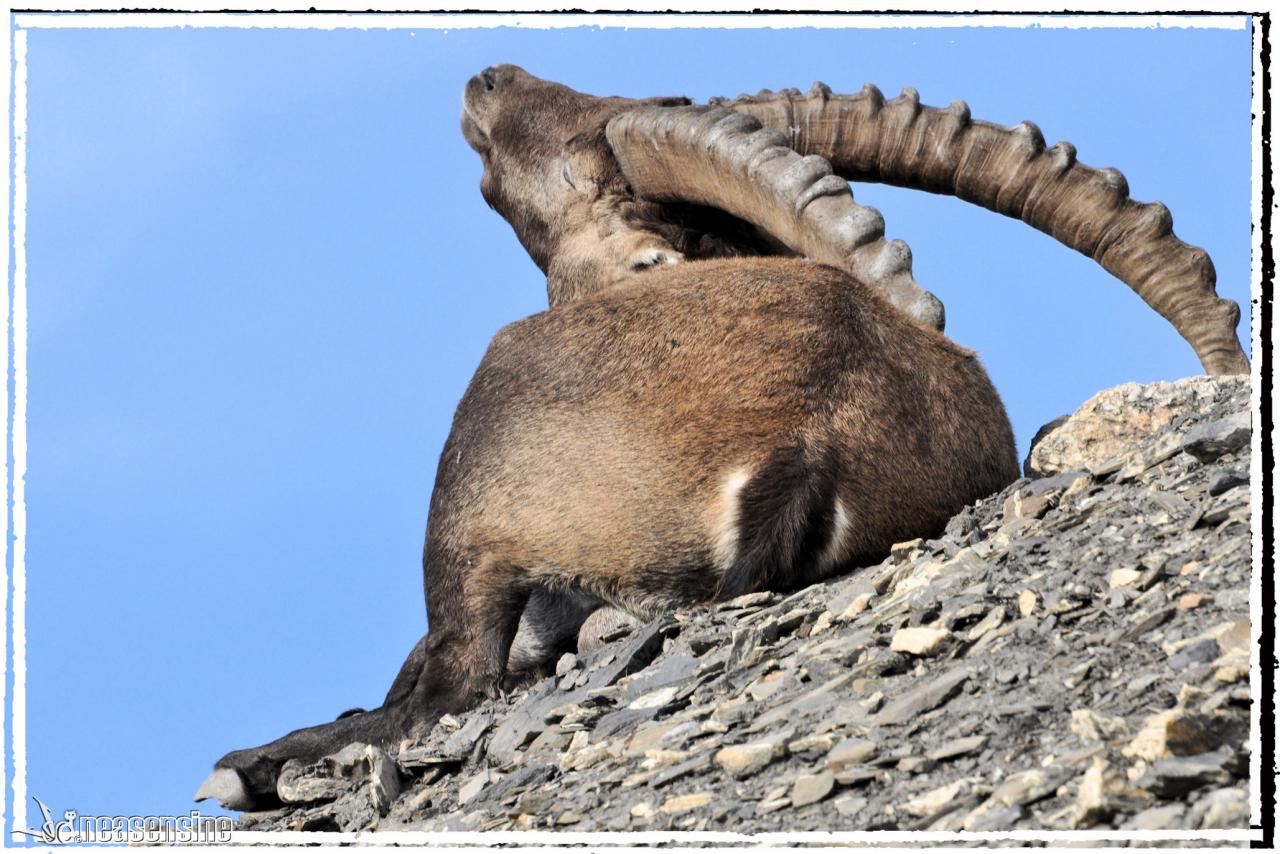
top-left (14, 797), bottom-right (76, 844)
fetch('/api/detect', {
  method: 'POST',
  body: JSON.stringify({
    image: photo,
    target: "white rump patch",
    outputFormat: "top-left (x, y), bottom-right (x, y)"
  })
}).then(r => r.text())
top-left (710, 466), bottom-right (751, 570)
top-left (819, 498), bottom-right (851, 570)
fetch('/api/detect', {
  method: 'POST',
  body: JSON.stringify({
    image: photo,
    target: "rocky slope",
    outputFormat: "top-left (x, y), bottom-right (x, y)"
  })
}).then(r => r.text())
top-left (238, 376), bottom-right (1255, 835)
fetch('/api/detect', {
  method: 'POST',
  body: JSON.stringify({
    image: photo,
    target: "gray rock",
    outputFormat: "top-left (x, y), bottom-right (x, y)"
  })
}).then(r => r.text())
top-left (439, 712), bottom-right (494, 761)
top-left (650, 751), bottom-right (712, 788)
top-left (727, 626), bottom-right (764, 669)
top-left (926, 735), bottom-right (987, 762)
top-left (716, 591), bottom-right (777, 612)
top-left (1124, 803), bottom-right (1186, 830)
top-left (329, 787), bottom-right (380, 832)
top-left (478, 762), bottom-right (555, 806)
top-left (1137, 751), bottom-right (1233, 798)
top-left (277, 760), bottom-right (353, 805)
top-left (456, 769), bottom-right (498, 806)
top-left (1023, 414), bottom-right (1071, 478)
top-left (592, 706), bottom-right (661, 739)
top-left (1207, 471), bottom-right (1248, 497)
top-left (964, 804), bottom-right (1026, 831)
top-left (746, 671), bottom-right (858, 733)
top-left (586, 615), bottom-right (675, 689)
top-left (833, 766), bottom-right (882, 787)
top-left (790, 771), bottom-right (835, 808)
top-left (1167, 638), bottom-right (1220, 670)
top-left (989, 767), bottom-right (1071, 808)
top-left (1122, 606), bottom-right (1176, 641)
top-left (834, 794), bottom-right (868, 817)
top-left (277, 743), bottom-right (399, 808)
top-left (1182, 412), bottom-right (1250, 463)
top-left (873, 668), bottom-right (970, 726)
top-left (485, 680), bottom-right (565, 762)
top-left (1191, 786), bottom-right (1249, 829)
top-left (826, 737), bottom-right (878, 770)
top-left (716, 741), bottom-right (783, 779)
top-left (555, 652), bottom-right (578, 677)
top-left (622, 651), bottom-right (700, 702)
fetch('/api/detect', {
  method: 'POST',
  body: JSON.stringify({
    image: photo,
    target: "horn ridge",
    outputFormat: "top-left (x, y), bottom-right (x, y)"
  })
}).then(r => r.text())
top-left (606, 105), bottom-right (945, 331)
top-left (713, 86), bottom-right (1248, 375)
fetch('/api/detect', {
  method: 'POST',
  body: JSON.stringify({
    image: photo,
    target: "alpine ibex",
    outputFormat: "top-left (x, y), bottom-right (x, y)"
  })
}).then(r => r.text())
top-left (196, 65), bottom-right (1248, 810)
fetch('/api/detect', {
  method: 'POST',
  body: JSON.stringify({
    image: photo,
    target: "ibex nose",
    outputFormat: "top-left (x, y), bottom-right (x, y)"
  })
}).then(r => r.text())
top-left (477, 64), bottom-right (528, 92)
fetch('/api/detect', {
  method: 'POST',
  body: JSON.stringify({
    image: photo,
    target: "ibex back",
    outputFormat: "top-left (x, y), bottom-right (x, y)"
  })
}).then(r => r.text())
top-left (196, 65), bottom-right (1246, 810)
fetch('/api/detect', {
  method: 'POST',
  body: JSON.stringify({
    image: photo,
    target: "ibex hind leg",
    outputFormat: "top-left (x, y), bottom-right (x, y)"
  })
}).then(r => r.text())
top-left (447, 555), bottom-right (534, 700)
top-left (502, 586), bottom-right (602, 688)
top-left (577, 605), bottom-right (643, 653)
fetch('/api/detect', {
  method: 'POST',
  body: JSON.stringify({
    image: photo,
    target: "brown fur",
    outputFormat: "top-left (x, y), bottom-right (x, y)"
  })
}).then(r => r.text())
top-left (427, 257), bottom-right (1014, 630)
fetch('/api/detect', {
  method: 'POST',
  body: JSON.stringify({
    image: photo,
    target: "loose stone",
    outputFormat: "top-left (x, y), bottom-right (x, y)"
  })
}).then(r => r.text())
top-left (890, 626), bottom-right (950, 656)
top-left (790, 771), bottom-right (835, 808)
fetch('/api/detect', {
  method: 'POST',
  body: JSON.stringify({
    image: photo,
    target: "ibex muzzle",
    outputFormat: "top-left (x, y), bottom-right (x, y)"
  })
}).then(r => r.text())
top-left (198, 65), bottom-right (1246, 811)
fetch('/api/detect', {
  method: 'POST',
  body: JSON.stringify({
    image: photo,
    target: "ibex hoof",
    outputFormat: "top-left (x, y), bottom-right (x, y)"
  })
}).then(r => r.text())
top-left (194, 768), bottom-right (253, 811)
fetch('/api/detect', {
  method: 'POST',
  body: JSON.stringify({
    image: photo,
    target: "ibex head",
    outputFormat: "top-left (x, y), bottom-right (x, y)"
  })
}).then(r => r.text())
top-left (462, 65), bottom-right (696, 305)
top-left (463, 64), bottom-right (1248, 375)
top-left (462, 64), bottom-right (943, 327)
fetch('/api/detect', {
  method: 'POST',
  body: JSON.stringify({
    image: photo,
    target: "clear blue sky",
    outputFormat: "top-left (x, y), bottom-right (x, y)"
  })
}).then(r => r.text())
top-left (18, 18), bottom-right (1252, 823)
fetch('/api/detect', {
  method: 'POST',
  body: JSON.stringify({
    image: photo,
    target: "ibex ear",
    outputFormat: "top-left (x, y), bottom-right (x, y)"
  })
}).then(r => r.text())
top-left (562, 129), bottom-right (612, 194)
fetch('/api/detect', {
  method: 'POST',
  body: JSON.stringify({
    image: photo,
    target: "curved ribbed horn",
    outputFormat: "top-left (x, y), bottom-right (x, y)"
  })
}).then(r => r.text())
top-left (606, 105), bottom-right (945, 331)
top-left (709, 84), bottom-right (1248, 375)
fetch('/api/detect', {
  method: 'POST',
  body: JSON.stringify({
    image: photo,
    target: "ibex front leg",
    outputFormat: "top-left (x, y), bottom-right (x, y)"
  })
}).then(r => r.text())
top-left (194, 638), bottom-right (426, 811)
top-left (196, 552), bottom-right (531, 810)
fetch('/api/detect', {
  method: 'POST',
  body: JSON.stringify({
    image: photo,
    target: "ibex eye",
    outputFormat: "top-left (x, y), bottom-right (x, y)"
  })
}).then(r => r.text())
top-left (628, 248), bottom-right (680, 273)
top-left (630, 253), bottom-right (662, 271)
